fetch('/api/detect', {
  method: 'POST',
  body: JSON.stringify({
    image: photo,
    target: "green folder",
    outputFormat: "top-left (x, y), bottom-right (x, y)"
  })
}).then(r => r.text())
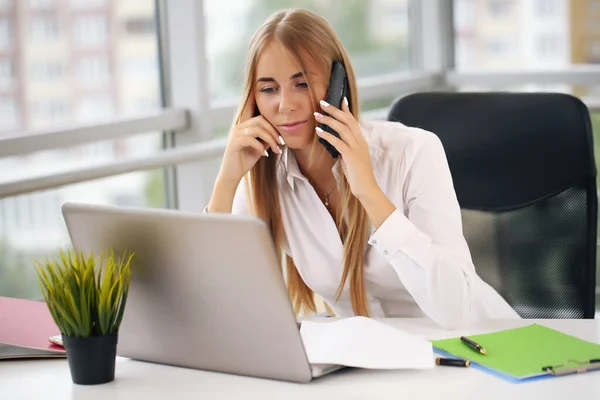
top-left (431, 324), bottom-right (600, 382)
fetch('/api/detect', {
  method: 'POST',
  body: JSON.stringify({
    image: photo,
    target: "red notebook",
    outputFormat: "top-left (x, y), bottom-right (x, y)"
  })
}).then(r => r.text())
top-left (0, 296), bottom-right (66, 360)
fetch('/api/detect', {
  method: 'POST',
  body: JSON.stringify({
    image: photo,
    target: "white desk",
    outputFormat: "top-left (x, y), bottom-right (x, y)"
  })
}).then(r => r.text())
top-left (2, 318), bottom-right (600, 400)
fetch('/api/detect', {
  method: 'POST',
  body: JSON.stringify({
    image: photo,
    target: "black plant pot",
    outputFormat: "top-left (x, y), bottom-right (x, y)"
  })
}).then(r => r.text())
top-left (62, 331), bottom-right (118, 385)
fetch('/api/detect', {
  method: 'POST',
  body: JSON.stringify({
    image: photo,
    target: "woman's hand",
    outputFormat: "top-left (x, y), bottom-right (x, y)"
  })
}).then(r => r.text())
top-left (218, 98), bottom-right (284, 185)
top-left (314, 98), bottom-right (379, 200)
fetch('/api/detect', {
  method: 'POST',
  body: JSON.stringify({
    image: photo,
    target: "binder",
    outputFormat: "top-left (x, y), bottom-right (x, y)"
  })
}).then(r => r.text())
top-left (0, 296), bottom-right (66, 360)
top-left (431, 324), bottom-right (600, 383)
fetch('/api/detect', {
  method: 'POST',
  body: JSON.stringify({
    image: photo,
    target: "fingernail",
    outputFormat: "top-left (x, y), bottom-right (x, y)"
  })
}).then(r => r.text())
top-left (278, 135), bottom-right (285, 145)
top-left (315, 127), bottom-right (324, 134)
top-left (320, 100), bottom-right (329, 108)
top-left (344, 97), bottom-right (349, 106)
top-left (264, 150), bottom-right (269, 157)
top-left (314, 112), bottom-right (323, 119)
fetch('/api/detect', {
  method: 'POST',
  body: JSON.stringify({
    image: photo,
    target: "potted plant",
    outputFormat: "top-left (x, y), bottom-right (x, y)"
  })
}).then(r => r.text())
top-left (35, 247), bottom-right (134, 385)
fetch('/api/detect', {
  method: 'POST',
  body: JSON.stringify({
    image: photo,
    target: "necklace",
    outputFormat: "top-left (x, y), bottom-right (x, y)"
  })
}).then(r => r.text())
top-left (323, 186), bottom-right (335, 207)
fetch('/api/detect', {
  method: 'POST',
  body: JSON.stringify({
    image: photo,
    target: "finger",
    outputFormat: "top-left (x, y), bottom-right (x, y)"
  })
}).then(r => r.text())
top-left (238, 125), bottom-right (281, 154)
top-left (340, 96), bottom-right (363, 140)
top-left (314, 112), bottom-right (355, 145)
top-left (324, 97), bottom-right (361, 141)
top-left (252, 126), bottom-right (282, 154)
top-left (240, 95), bottom-right (257, 122)
top-left (341, 96), bottom-right (350, 113)
top-left (315, 126), bottom-right (348, 155)
top-left (319, 99), bottom-right (351, 125)
top-left (255, 117), bottom-right (286, 147)
top-left (240, 136), bottom-right (270, 158)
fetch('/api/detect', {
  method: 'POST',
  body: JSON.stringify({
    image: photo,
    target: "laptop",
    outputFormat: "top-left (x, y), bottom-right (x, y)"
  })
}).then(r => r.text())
top-left (61, 202), bottom-right (343, 383)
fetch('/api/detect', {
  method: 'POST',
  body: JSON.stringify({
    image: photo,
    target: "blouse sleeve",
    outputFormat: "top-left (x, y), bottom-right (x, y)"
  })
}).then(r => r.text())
top-left (367, 132), bottom-right (518, 328)
top-left (203, 178), bottom-right (250, 215)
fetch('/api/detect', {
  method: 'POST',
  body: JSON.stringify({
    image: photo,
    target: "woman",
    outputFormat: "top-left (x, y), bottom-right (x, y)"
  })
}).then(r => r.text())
top-left (206, 8), bottom-right (519, 328)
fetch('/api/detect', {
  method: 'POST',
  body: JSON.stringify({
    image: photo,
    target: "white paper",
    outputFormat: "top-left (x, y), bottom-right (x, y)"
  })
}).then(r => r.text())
top-left (299, 317), bottom-right (434, 369)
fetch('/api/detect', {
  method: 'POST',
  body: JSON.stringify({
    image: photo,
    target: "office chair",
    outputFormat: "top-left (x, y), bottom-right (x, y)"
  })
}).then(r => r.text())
top-left (388, 92), bottom-right (597, 318)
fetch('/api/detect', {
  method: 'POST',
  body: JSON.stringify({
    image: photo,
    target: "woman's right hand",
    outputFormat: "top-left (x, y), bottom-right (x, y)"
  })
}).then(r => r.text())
top-left (217, 99), bottom-right (283, 185)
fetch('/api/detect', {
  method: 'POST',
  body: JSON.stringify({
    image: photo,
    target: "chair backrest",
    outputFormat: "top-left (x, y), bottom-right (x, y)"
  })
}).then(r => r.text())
top-left (388, 92), bottom-right (597, 318)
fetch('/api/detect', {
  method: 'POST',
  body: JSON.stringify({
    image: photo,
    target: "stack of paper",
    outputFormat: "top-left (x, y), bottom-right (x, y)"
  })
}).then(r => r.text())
top-left (299, 316), bottom-right (434, 369)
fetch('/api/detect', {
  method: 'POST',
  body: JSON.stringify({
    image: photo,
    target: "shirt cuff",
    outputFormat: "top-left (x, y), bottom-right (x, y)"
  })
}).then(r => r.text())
top-left (367, 209), bottom-right (434, 269)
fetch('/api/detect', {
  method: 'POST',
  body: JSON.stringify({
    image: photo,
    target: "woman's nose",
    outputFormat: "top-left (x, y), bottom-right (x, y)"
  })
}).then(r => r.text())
top-left (278, 90), bottom-right (296, 114)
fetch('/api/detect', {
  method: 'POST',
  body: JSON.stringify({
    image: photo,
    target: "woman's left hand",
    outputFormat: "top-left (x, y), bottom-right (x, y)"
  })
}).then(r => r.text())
top-left (315, 98), bottom-right (379, 200)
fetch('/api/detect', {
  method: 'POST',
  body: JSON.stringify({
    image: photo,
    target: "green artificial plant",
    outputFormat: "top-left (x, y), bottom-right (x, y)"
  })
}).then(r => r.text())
top-left (35, 248), bottom-right (134, 338)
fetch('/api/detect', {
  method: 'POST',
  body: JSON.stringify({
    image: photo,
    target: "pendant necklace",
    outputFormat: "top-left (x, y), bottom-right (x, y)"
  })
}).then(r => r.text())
top-left (324, 186), bottom-right (335, 207)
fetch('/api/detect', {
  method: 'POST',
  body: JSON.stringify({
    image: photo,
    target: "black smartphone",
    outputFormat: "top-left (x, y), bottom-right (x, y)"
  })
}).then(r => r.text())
top-left (318, 60), bottom-right (350, 159)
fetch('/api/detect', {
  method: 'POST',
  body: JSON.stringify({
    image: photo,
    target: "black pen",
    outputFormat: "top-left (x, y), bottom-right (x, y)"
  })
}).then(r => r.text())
top-left (436, 357), bottom-right (470, 367)
top-left (460, 336), bottom-right (487, 355)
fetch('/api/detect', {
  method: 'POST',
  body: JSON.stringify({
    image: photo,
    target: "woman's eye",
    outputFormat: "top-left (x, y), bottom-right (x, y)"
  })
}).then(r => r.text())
top-left (296, 82), bottom-right (309, 89)
top-left (259, 87), bottom-right (277, 94)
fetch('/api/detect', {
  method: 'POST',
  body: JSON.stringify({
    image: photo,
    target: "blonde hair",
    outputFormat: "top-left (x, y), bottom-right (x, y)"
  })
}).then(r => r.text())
top-left (233, 9), bottom-right (371, 317)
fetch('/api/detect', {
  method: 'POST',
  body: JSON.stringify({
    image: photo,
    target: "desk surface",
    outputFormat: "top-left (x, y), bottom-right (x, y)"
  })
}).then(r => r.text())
top-left (2, 318), bottom-right (600, 400)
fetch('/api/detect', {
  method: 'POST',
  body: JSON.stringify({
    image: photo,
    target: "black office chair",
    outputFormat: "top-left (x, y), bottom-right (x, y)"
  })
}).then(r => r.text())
top-left (388, 92), bottom-right (597, 319)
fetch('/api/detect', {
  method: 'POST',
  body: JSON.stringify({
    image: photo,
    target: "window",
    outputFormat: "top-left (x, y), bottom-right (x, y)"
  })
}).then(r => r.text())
top-left (76, 57), bottom-right (110, 87)
top-left (0, 0), bottom-right (164, 301)
top-left (0, 58), bottom-right (13, 89)
top-left (456, 37), bottom-right (476, 68)
top-left (454, 0), bottom-right (599, 70)
top-left (536, 0), bottom-right (557, 16)
top-left (455, 0), bottom-right (476, 31)
top-left (30, 100), bottom-right (68, 125)
top-left (28, 0), bottom-right (55, 9)
top-left (122, 58), bottom-right (156, 79)
top-left (29, 61), bottom-right (64, 81)
top-left (69, 0), bottom-right (106, 8)
top-left (0, 167), bottom-right (165, 300)
top-left (124, 18), bottom-right (155, 35)
top-left (536, 35), bottom-right (561, 58)
top-left (0, 18), bottom-right (12, 50)
top-left (0, 97), bottom-right (18, 131)
top-left (205, 0), bottom-right (411, 101)
top-left (487, 0), bottom-right (512, 18)
top-left (29, 15), bottom-right (60, 42)
top-left (73, 15), bottom-right (108, 47)
top-left (75, 95), bottom-right (114, 122)
top-left (485, 38), bottom-right (511, 55)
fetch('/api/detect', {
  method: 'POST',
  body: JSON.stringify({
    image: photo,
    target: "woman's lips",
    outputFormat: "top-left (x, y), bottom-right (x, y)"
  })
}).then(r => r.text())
top-left (279, 120), bottom-right (307, 134)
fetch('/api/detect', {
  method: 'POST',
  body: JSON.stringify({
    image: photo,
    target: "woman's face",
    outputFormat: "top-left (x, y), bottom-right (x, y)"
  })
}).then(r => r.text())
top-left (254, 41), bottom-right (328, 150)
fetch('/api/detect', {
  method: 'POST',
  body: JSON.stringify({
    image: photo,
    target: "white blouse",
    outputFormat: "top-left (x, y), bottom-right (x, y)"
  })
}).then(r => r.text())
top-left (227, 119), bottom-right (520, 329)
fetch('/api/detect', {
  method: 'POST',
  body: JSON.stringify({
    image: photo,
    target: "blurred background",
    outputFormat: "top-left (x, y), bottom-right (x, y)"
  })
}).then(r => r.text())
top-left (0, 0), bottom-right (599, 303)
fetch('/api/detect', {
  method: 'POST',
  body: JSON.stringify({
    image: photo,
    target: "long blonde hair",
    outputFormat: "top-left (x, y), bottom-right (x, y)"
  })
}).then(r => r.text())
top-left (233, 9), bottom-right (371, 317)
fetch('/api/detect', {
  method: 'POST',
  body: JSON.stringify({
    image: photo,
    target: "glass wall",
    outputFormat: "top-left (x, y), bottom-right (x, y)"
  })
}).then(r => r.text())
top-left (454, 0), bottom-right (600, 70)
top-left (0, 168), bottom-right (166, 300)
top-left (0, 0), bottom-right (163, 300)
top-left (2, 0), bottom-right (600, 302)
top-left (205, 0), bottom-right (411, 101)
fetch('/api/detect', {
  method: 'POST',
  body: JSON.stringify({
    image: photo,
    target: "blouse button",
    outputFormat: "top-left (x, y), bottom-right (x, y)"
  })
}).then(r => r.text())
top-left (371, 240), bottom-right (377, 246)
top-left (383, 250), bottom-right (388, 256)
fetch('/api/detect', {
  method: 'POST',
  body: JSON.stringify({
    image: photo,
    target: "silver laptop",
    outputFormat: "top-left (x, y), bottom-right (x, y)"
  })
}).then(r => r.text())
top-left (61, 202), bottom-right (343, 383)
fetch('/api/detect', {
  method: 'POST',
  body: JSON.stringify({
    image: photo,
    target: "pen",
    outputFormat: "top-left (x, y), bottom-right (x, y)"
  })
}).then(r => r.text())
top-left (460, 336), bottom-right (487, 355)
top-left (436, 357), bottom-right (470, 367)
